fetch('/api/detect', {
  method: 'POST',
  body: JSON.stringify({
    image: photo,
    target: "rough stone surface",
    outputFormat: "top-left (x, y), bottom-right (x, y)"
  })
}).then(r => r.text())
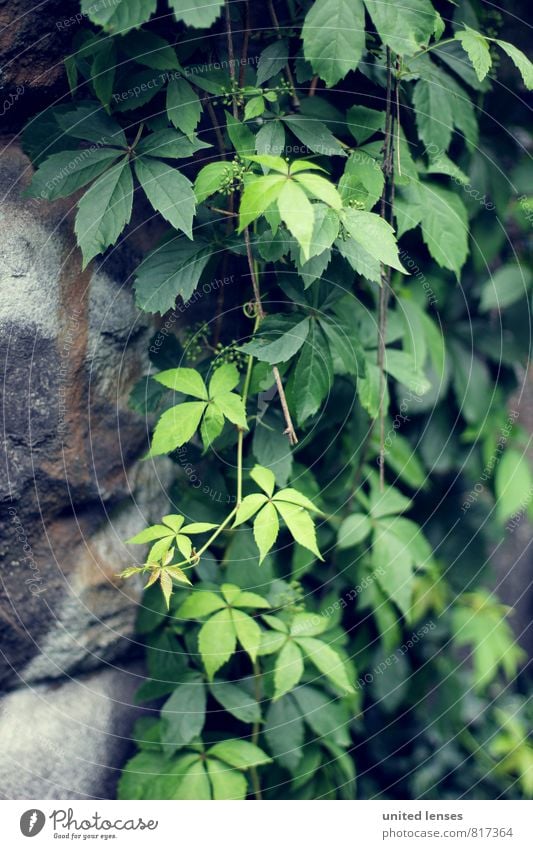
top-left (0, 143), bottom-right (173, 690)
top-left (0, 663), bottom-right (147, 800)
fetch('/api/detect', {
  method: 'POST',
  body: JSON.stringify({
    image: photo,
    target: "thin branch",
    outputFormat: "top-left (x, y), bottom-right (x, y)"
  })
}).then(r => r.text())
top-left (308, 75), bottom-right (319, 97)
top-left (224, 0), bottom-right (239, 118)
top-left (267, 0), bottom-right (300, 109)
top-left (239, 0), bottom-right (250, 88)
top-left (205, 97), bottom-right (227, 159)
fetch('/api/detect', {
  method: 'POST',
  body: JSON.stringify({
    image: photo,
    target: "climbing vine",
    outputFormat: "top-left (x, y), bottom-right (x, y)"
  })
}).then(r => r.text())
top-left (24, 0), bottom-right (533, 800)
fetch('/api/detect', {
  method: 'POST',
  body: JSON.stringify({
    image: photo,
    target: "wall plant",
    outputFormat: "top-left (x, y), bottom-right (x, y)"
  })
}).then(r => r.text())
top-left (24, 0), bottom-right (533, 800)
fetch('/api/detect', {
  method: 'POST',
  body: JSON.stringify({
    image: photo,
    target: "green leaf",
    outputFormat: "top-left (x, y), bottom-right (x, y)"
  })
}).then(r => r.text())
top-left (413, 78), bottom-right (454, 152)
top-left (406, 182), bottom-right (468, 276)
top-left (136, 129), bottom-right (210, 160)
top-left (495, 40), bottom-right (533, 90)
top-left (256, 121), bottom-right (286, 157)
top-left (178, 591), bottom-right (226, 618)
top-left (206, 759), bottom-right (248, 800)
top-left (213, 393), bottom-right (247, 429)
top-left (253, 503), bottom-right (280, 564)
top-left (293, 172), bottom-right (342, 210)
top-left (159, 570), bottom-right (174, 609)
top-left (264, 696), bottom-right (305, 773)
top-left (258, 630), bottom-right (287, 656)
top-left (274, 501), bottom-right (322, 560)
top-left (282, 116), bottom-right (346, 157)
top-left (244, 95), bottom-right (266, 121)
top-left (337, 514), bottom-right (372, 548)
top-left (257, 39), bottom-right (288, 85)
top-left (161, 680), bottom-right (206, 750)
top-left (167, 77), bottom-right (202, 139)
top-left (198, 609), bottom-right (237, 680)
top-left (479, 264), bottom-right (532, 312)
top-left (373, 521), bottom-right (415, 617)
top-left (338, 150), bottom-right (384, 211)
top-left (292, 686), bottom-right (350, 747)
top-left (274, 640), bottom-right (304, 700)
top-left (134, 157), bottom-right (196, 238)
top-left (495, 450), bottom-right (533, 522)
top-left (209, 681), bottom-right (261, 724)
top-left (369, 481), bottom-right (412, 519)
top-left (226, 111), bottom-right (256, 156)
top-left (201, 403), bottom-right (225, 448)
top-left (81, 0), bottom-right (156, 33)
top-left (133, 233), bottom-right (212, 314)
top-left (57, 103), bottom-right (127, 147)
top-left (127, 524), bottom-right (173, 544)
top-left (92, 41), bottom-right (116, 111)
top-left (455, 27), bottom-right (492, 83)
top-left (277, 180), bottom-right (317, 256)
top-left (234, 590), bottom-right (272, 609)
top-left (291, 321), bottom-right (332, 423)
top-left (290, 612), bottom-right (328, 638)
top-left (272, 487), bottom-right (319, 512)
top-left (240, 316), bottom-right (310, 365)
top-left (346, 105), bottom-right (385, 144)
top-left (250, 464), bottom-right (277, 497)
top-left (253, 416), bottom-right (293, 488)
top-left (319, 316), bottom-right (365, 377)
top-left (117, 751), bottom-right (171, 799)
top-left (194, 161), bottom-right (230, 203)
top-left (302, 0), bottom-right (365, 88)
top-left (363, 0), bottom-right (440, 56)
top-left (148, 402), bottom-right (207, 456)
top-left (342, 208), bottom-right (406, 273)
top-left (231, 608), bottom-right (262, 662)
top-left (176, 760), bottom-right (211, 799)
top-left (234, 493), bottom-right (269, 527)
top-left (120, 29), bottom-right (181, 70)
top-left (170, 0), bottom-right (224, 28)
top-left (296, 637), bottom-right (354, 692)
top-left (208, 739), bottom-right (272, 770)
top-left (75, 157), bottom-right (133, 268)
top-left (383, 349), bottom-right (430, 396)
top-left (238, 174), bottom-right (286, 231)
top-left (155, 367), bottom-right (208, 399)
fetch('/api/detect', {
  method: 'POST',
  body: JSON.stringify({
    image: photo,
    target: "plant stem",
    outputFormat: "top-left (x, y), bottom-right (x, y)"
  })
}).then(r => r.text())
top-left (250, 659), bottom-right (263, 800)
top-left (243, 227), bottom-right (298, 445)
top-left (224, 0), bottom-right (239, 119)
top-left (267, 0), bottom-right (300, 109)
top-left (173, 506), bottom-right (238, 569)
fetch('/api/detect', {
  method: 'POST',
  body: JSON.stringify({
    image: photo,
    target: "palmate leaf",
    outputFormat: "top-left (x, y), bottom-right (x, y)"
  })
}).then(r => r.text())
top-left (208, 739), bottom-right (272, 770)
top-left (206, 759), bottom-right (247, 800)
top-left (363, 0), bottom-right (440, 57)
top-left (291, 320), bottom-right (332, 424)
top-left (134, 156), bottom-right (196, 238)
top-left (155, 367), bottom-right (208, 399)
top-left (341, 208), bottom-right (406, 273)
top-left (166, 77), bottom-right (202, 139)
top-left (239, 316), bottom-right (310, 365)
top-left (147, 401), bottom-right (207, 456)
top-left (253, 502), bottom-right (280, 564)
top-left (56, 102), bottom-right (127, 147)
top-left (295, 637), bottom-right (354, 693)
top-left (133, 233), bottom-right (212, 314)
top-left (81, 0), bottom-right (156, 32)
top-left (75, 157), bottom-right (133, 268)
top-left (275, 501), bottom-right (322, 560)
top-left (239, 174), bottom-right (287, 231)
top-left (198, 609), bottom-right (237, 680)
top-left (170, 0), bottom-right (224, 28)
top-left (231, 608), bottom-right (262, 662)
top-left (136, 129), bottom-right (210, 160)
top-left (273, 640), bottom-right (304, 700)
top-left (28, 147), bottom-right (123, 201)
top-left (302, 0), bottom-right (365, 88)
top-left (161, 680), bottom-right (206, 750)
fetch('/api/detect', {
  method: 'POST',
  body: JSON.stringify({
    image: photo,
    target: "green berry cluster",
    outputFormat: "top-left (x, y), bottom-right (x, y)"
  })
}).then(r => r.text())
top-left (219, 158), bottom-right (247, 196)
top-left (213, 340), bottom-right (247, 370)
top-left (183, 322), bottom-right (210, 362)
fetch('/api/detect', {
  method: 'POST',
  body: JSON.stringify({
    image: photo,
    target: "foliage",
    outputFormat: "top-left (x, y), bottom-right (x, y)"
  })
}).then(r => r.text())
top-left (25, 0), bottom-right (532, 800)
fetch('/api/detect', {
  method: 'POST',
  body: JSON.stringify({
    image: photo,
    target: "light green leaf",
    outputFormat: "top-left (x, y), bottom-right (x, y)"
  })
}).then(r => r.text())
top-left (413, 78), bottom-right (454, 151)
top-left (290, 612), bottom-right (328, 638)
top-left (337, 514), bottom-right (372, 548)
top-left (253, 502), bottom-right (280, 564)
top-left (208, 739), bottom-right (272, 770)
top-left (274, 501), bottom-right (323, 560)
top-left (258, 631), bottom-right (287, 656)
top-left (155, 367), bottom-right (208, 399)
top-left (200, 403), bottom-right (225, 448)
top-left (213, 393), bottom-right (248, 429)
top-left (198, 609), bottom-right (237, 680)
top-left (81, 0), bottom-right (156, 32)
top-left (383, 349), bottom-right (430, 396)
top-left (194, 161), bottom-right (229, 203)
top-left (302, 0), bottom-right (365, 88)
top-left (250, 465), bottom-right (277, 497)
top-left (178, 591), bottom-right (226, 619)
top-left (159, 570), bottom-right (174, 609)
top-left (162, 514), bottom-right (185, 533)
top-left (495, 40), bottom-right (533, 90)
top-left (277, 179), bottom-right (316, 260)
top-left (238, 174), bottom-right (286, 231)
top-left (166, 77), bottom-right (202, 139)
top-left (170, 0), bottom-right (224, 28)
top-left (28, 148), bottom-right (122, 201)
top-left (370, 481), bottom-right (412, 519)
top-left (274, 640), bottom-right (304, 700)
top-left (293, 172), bottom-right (342, 210)
top-left (127, 524), bottom-right (173, 544)
top-left (296, 637), bottom-right (354, 692)
top-left (148, 402), bottom-right (207, 456)
top-left (177, 760), bottom-right (211, 799)
top-left (273, 488), bottom-right (319, 512)
top-left (342, 208), bottom-right (406, 273)
top-left (134, 157), bottom-right (196, 238)
top-left (181, 522), bottom-right (218, 534)
top-left (75, 157), bottom-right (133, 268)
top-left (234, 591), bottom-right (271, 609)
top-left (495, 450), bottom-right (533, 522)
top-left (338, 150), bottom-right (384, 211)
top-left (455, 27), bottom-right (492, 82)
top-left (373, 521), bottom-right (415, 617)
top-left (231, 608), bottom-right (262, 662)
top-left (244, 95), bottom-right (266, 121)
top-left (234, 493), bottom-right (269, 527)
top-left (133, 233), bottom-right (212, 315)
top-left (206, 759), bottom-right (248, 800)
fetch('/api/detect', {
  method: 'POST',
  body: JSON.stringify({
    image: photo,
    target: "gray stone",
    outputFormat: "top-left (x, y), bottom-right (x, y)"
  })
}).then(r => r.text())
top-left (0, 663), bottom-right (147, 800)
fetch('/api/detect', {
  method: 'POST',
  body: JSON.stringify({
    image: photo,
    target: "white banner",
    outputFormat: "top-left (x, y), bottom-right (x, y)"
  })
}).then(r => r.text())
top-left (1, 800), bottom-right (532, 848)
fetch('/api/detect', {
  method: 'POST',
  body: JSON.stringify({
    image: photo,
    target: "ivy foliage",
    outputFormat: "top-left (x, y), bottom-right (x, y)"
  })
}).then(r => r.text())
top-left (25, 0), bottom-right (533, 801)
